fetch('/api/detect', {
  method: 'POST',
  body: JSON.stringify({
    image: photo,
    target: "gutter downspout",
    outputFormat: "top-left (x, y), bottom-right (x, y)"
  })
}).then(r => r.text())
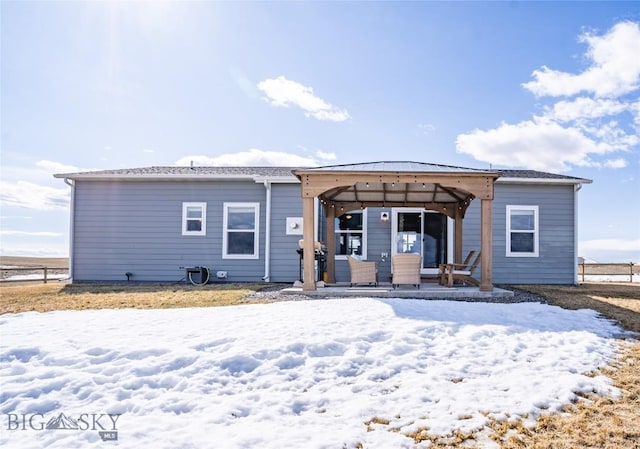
top-left (64, 178), bottom-right (75, 281)
top-left (574, 183), bottom-right (583, 285)
top-left (262, 180), bottom-right (272, 282)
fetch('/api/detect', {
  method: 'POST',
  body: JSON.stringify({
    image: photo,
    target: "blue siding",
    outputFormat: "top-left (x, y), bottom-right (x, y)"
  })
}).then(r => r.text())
top-left (463, 183), bottom-right (576, 284)
top-left (73, 181), bottom-right (268, 282)
top-left (269, 184), bottom-right (304, 282)
top-left (72, 180), bottom-right (577, 284)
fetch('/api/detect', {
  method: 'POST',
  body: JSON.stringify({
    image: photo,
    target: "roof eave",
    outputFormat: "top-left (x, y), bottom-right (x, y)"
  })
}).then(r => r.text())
top-left (253, 176), bottom-right (300, 183)
top-left (292, 169), bottom-right (500, 178)
top-left (54, 173), bottom-right (298, 182)
top-left (496, 177), bottom-right (592, 185)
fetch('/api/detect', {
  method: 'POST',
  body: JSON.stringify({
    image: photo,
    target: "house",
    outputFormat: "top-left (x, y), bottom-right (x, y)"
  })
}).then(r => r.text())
top-left (54, 161), bottom-right (591, 288)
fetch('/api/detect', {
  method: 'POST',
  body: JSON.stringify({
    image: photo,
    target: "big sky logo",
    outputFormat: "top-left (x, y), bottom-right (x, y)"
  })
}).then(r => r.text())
top-left (6, 412), bottom-right (121, 441)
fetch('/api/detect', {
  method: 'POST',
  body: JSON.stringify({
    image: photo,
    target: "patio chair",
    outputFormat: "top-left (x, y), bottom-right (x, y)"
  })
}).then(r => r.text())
top-left (438, 251), bottom-right (481, 287)
top-left (347, 256), bottom-right (378, 287)
top-left (391, 253), bottom-right (422, 289)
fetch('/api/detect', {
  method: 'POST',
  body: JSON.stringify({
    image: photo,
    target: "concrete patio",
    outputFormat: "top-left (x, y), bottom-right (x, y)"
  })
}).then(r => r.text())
top-left (281, 282), bottom-right (514, 300)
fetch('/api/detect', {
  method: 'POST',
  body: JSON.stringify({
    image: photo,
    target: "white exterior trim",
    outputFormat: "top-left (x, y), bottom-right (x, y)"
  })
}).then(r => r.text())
top-left (496, 177), bottom-right (591, 185)
top-left (390, 208), bottom-right (452, 275)
top-left (222, 202), bottom-right (260, 259)
top-left (182, 202), bottom-right (207, 236)
top-left (54, 174), bottom-right (300, 183)
top-left (334, 209), bottom-right (368, 261)
top-left (506, 205), bottom-right (539, 257)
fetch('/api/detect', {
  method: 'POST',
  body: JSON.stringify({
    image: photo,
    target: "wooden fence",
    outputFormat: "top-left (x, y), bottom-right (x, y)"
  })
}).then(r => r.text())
top-left (0, 267), bottom-right (69, 284)
top-left (578, 262), bottom-right (639, 283)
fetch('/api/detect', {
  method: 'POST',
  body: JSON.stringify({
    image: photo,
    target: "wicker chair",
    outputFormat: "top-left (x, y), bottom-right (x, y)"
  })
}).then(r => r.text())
top-left (347, 256), bottom-right (378, 287)
top-left (391, 253), bottom-right (422, 288)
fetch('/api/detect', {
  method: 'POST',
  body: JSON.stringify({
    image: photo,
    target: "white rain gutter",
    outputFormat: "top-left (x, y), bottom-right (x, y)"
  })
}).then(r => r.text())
top-left (574, 183), bottom-right (583, 285)
top-left (496, 177), bottom-right (592, 185)
top-left (63, 178), bottom-right (75, 280)
top-left (262, 180), bottom-right (272, 282)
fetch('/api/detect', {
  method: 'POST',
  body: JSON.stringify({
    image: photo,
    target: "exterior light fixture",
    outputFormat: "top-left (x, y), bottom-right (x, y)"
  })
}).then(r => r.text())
top-left (380, 212), bottom-right (390, 222)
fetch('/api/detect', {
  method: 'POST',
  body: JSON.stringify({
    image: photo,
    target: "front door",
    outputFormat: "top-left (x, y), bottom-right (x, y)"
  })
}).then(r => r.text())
top-left (392, 209), bottom-right (452, 274)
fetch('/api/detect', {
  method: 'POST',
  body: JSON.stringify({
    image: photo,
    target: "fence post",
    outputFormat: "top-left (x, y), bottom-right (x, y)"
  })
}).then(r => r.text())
top-left (44, 267), bottom-right (48, 284)
top-left (580, 262), bottom-right (584, 283)
top-left (631, 262), bottom-right (634, 283)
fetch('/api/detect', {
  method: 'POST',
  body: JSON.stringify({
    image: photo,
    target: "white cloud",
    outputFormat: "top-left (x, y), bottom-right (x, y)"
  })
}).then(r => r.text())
top-left (546, 97), bottom-right (628, 122)
top-left (257, 76), bottom-right (350, 122)
top-left (315, 150), bottom-right (337, 161)
top-left (581, 238), bottom-right (640, 251)
top-left (523, 21), bottom-right (640, 98)
top-left (1, 160), bottom-right (83, 187)
top-left (0, 230), bottom-right (62, 237)
top-left (603, 158), bottom-right (628, 169)
top-left (456, 120), bottom-right (614, 172)
top-left (35, 160), bottom-right (81, 174)
top-left (631, 99), bottom-right (640, 127)
top-left (175, 149), bottom-right (323, 167)
top-left (458, 21), bottom-right (640, 172)
top-left (418, 123), bottom-right (436, 135)
top-left (0, 159), bottom-right (89, 210)
top-left (0, 181), bottom-right (70, 210)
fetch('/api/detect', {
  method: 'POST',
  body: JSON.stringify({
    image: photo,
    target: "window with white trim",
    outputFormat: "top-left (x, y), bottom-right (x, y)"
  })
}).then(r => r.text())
top-left (335, 210), bottom-right (367, 259)
top-left (182, 202), bottom-right (206, 236)
top-left (506, 205), bottom-right (539, 257)
top-left (223, 203), bottom-right (259, 259)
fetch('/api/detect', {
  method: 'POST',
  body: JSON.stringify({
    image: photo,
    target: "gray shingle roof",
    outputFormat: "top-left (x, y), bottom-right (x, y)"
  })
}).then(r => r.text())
top-left (54, 166), bottom-right (300, 179)
top-left (497, 169), bottom-right (588, 181)
top-left (54, 162), bottom-right (591, 183)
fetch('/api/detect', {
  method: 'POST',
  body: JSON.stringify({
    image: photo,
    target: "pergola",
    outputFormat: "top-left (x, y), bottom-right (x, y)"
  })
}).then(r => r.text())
top-left (293, 162), bottom-right (501, 292)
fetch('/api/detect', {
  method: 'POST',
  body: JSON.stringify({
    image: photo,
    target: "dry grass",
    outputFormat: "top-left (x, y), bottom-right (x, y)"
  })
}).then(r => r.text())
top-left (0, 255), bottom-right (68, 269)
top-left (488, 343), bottom-right (640, 449)
top-left (516, 283), bottom-right (640, 333)
top-left (0, 282), bottom-right (276, 314)
top-left (492, 283), bottom-right (640, 449)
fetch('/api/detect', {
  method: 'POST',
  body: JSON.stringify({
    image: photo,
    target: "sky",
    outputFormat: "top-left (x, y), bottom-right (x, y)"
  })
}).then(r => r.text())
top-left (1, 298), bottom-right (621, 448)
top-left (1, 1), bottom-right (639, 262)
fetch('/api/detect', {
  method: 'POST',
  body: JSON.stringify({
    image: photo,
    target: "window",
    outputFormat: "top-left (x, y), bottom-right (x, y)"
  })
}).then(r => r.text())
top-left (182, 202), bottom-right (206, 236)
top-left (223, 203), bottom-right (259, 259)
top-left (506, 205), bottom-right (538, 257)
top-left (335, 210), bottom-right (367, 258)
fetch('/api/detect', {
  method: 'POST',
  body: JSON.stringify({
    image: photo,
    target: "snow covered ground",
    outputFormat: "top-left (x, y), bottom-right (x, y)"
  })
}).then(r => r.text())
top-left (0, 298), bottom-right (623, 448)
top-left (1, 273), bottom-right (69, 282)
top-left (581, 274), bottom-right (639, 283)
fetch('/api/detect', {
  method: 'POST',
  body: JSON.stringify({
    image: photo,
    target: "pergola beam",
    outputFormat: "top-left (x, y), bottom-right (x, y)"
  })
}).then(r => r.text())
top-left (299, 173), bottom-right (495, 200)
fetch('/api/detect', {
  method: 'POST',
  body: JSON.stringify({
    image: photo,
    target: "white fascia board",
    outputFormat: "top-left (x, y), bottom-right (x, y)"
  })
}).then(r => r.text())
top-left (496, 177), bottom-right (592, 185)
top-left (54, 174), bottom-right (268, 181)
top-left (253, 176), bottom-right (299, 184)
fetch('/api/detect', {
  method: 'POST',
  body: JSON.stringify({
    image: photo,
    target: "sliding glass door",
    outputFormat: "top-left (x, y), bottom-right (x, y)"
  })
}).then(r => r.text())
top-left (393, 209), bottom-right (451, 272)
